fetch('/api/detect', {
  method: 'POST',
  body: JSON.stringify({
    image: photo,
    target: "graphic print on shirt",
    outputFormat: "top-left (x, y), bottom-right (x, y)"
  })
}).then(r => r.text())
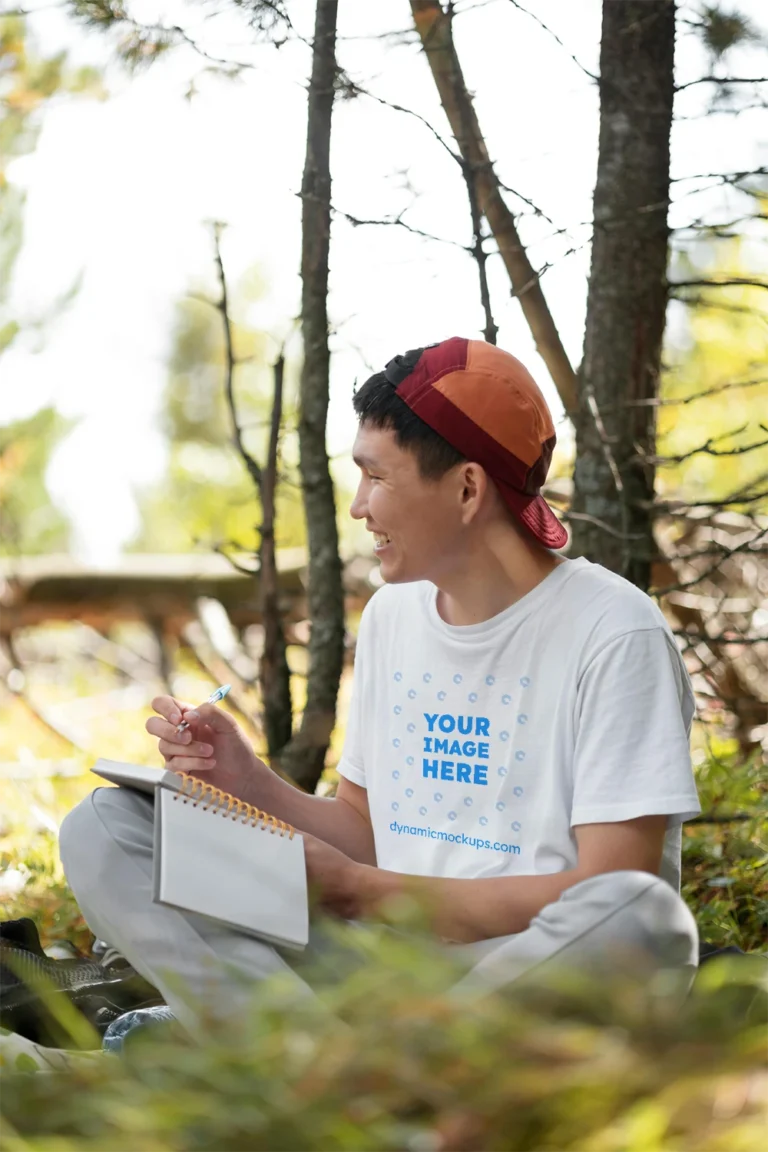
top-left (386, 668), bottom-right (532, 859)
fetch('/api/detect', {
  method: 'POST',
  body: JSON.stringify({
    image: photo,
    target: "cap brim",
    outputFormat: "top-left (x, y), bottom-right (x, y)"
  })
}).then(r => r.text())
top-left (495, 481), bottom-right (568, 550)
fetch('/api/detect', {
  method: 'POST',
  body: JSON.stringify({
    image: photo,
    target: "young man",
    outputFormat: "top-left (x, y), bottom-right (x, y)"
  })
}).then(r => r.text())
top-left (60, 337), bottom-right (701, 1022)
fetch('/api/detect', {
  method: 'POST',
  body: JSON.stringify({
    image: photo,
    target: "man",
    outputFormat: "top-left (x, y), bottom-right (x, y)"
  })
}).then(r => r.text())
top-left (60, 338), bottom-right (701, 1022)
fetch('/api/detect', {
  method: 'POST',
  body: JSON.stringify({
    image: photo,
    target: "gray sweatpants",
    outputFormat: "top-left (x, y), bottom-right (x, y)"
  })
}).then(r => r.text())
top-left (59, 788), bottom-right (699, 1027)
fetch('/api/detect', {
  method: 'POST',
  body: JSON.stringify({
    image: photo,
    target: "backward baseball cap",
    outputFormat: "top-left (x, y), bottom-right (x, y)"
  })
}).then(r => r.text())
top-left (383, 336), bottom-right (567, 549)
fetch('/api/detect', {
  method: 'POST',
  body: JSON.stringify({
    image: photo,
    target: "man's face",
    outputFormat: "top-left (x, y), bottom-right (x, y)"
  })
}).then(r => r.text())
top-left (350, 424), bottom-right (466, 585)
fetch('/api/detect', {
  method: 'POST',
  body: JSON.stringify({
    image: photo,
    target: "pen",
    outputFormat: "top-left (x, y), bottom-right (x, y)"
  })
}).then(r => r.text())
top-left (175, 684), bottom-right (232, 734)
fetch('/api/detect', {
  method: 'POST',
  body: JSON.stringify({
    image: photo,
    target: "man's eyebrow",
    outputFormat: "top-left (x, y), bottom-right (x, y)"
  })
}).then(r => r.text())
top-left (352, 453), bottom-right (381, 470)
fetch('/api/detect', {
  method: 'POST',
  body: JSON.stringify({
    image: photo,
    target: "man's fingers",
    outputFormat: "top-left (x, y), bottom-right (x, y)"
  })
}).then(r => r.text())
top-left (146, 716), bottom-right (193, 744)
top-left (158, 738), bottom-right (214, 760)
top-left (184, 702), bottom-right (239, 734)
top-left (151, 695), bottom-right (196, 727)
top-left (166, 757), bottom-right (217, 775)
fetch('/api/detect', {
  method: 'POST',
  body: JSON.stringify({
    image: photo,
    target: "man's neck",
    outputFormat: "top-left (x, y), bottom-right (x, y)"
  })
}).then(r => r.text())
top-left (434, 538), bottom-right (565, 627)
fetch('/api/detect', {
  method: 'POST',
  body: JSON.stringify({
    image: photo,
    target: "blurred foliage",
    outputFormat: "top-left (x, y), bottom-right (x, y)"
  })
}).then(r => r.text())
top-left (128, 280), bottom-right (307, 556)
top-left (0, 13), bottom-right (104, 356)
top-left (0, 14), bottom-right (105, 556)
top-left (0, 925), bottom-right (766, 1151)
top-left (659, 235), bottom-right (768, 509)
top-left (695, 3), bottom-right (766, 63)
top-left (682, 747), bottom-right (768, 952)
top-left (0, 408), bottom-right (75, 556)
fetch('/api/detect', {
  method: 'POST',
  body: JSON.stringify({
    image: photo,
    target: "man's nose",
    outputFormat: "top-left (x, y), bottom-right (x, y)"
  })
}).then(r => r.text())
top-left (349, 483), bottom-right (367, 520)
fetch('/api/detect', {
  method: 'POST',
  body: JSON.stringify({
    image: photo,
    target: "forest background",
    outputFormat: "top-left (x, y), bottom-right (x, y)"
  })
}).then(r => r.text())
top-left (0, 1), bottom-right (767, 1149)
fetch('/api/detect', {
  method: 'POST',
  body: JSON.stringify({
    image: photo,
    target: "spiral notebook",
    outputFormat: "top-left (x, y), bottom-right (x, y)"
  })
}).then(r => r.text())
top-left (91, 759), bottom-right (308, 950)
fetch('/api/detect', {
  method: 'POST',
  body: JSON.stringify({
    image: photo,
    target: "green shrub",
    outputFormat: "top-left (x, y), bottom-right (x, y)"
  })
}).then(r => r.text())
top-left (1, 927), bottom-right (766, 1152)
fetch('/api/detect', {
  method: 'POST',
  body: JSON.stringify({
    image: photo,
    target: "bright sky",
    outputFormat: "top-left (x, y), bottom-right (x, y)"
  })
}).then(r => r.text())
top-left (3, 0), bottom-right (767, 562)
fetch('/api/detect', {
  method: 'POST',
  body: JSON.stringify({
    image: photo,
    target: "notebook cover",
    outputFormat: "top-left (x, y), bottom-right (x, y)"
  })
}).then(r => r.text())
top-left (91, 758), bottom-right (184, 797)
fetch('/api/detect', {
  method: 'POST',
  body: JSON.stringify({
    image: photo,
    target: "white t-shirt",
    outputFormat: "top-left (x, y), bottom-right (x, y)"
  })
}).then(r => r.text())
top-left (337, 557), bottom-right (700, 891)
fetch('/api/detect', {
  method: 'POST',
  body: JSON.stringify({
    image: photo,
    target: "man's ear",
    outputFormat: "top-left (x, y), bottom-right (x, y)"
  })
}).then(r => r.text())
top-left (459, 462), bottom-right (488, 523)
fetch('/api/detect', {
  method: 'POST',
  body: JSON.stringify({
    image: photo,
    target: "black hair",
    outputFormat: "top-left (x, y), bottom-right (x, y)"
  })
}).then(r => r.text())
top-left (352, 346), bottom-right (466, 480)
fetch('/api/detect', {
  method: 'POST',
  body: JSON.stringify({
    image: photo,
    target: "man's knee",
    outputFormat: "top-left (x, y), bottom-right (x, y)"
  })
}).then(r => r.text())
top-left (59, 787), bottom-right (153, 896)
top-left (562, 869), bottom-right (698, 968)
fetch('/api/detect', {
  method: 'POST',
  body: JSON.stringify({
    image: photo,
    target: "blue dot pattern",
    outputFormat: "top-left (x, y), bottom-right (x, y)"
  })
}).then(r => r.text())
top-left (388, 665), bottom-right (535, 858)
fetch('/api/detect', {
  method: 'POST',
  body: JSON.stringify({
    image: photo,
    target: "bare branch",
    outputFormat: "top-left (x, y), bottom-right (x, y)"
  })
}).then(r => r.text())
top-left (563, 511), bottom-right (645, 541)
top-left (647, 425), bottom-right (768, 466)
top-left (623, 377), bottom-right (767, 408)
top-left (210, 223), bottom-right (262, 491)
top-left (670, 277), bottom-right (768, 293)
top-left (504, 0), bottom-right (598, 83)
top-left (651, 526), bottom-right (768, 594)
top-left (346, 81), bottom-right (458, 162)
top-left (651, 485), bottom-right (768, 512)
top-left (670, 165), bottom-right (768, 184)
top-left (210, 543), bottom-right (259, 577)
top-left (334, 206), bottom-right (469, 249)
top-left (675, 75), bottom-right (768, 93)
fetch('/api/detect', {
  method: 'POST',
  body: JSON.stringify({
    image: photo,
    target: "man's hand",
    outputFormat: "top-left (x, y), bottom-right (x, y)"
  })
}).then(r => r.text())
top-left (303, 833), bottom-right (370, 920)
top-left (146, 695), bottom-right (264, 803)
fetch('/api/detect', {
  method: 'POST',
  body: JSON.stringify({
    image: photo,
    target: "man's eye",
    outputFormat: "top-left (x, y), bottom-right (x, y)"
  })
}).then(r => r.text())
top-left (368, 474), bottom-right (382, 481)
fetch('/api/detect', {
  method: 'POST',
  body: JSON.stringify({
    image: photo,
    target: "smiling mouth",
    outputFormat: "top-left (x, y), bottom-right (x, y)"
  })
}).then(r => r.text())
top-left (372, 532), bottom-right (391, 552)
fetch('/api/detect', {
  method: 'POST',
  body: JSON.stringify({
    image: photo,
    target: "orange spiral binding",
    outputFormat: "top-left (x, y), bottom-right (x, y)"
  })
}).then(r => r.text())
top-left (173, 772), bottom-right (295, 838)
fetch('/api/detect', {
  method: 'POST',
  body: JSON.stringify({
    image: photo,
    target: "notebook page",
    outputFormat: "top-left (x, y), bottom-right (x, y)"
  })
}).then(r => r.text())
top-left (154, 788), bottom-right (308, 950)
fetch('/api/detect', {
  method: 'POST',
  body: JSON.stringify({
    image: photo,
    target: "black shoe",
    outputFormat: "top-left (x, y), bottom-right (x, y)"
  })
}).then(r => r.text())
top-left (0, 922), bottom-right (164, 1049)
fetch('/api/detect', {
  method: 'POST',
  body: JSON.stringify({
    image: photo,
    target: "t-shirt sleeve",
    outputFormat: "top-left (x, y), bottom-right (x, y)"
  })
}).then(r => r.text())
top-left (571, 627), bottom-right (701, 826)
top-left (336, 606), bottom-right (372, 789)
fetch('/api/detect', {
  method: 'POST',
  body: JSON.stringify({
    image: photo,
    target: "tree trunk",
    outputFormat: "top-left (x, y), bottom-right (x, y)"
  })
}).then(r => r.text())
top-left (409, 0), bottom-right (577, 416)
top-left (570, 1), bottom-right (676, 590)
top-left (279, 0), bottom-right (345, 793)
top-left (259, 352), bottom-right (293, 759)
